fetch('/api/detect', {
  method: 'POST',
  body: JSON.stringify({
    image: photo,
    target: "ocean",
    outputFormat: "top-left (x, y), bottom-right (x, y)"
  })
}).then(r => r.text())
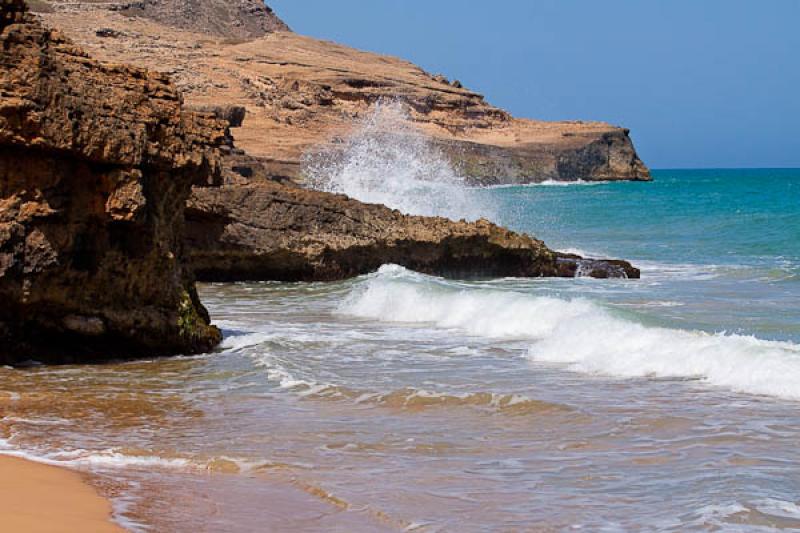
top-left (1, 169), bottom-right (799, 531)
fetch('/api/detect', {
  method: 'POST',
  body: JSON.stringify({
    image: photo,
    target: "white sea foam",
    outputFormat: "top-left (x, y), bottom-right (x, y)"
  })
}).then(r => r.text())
top-left (1, 429), bottom-right (190, 469)
top-left (339, 265), bottom-right (800, 400)
top-left (303, 100), bottom-right (497, 222)
top-left (0, 442), bottom-right (191, 470)
top-left (342, 265), bottom-right (595, 339)
top-left (528, 179), bottom-right (609, 187)
top-left (634, 259), bottom-right (729, 281)
top-left (754, 498), bottom-right (800, 520)
top-left (557, 247), bottom-right (597, 257)
top-left (487, 179), bottom-right (609, 189)
top-left (220, 332), bottom-right (276, 352)
top-left (691, 503), bottom-right (750, 528)
top-left (688, 499), bottom-right (800, 531)
top-left (2, 416), bottom-right (73, 426)
top-left (251, 351), bottom-right (319, 392)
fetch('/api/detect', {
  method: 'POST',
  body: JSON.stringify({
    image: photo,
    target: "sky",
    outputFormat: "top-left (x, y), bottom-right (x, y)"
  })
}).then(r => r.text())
top-left (268, 0), bottom-right (800, 169)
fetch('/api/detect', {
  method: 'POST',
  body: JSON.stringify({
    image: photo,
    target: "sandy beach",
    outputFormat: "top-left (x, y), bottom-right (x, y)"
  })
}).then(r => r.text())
top-left (0, 456), bottom-right (123, 533)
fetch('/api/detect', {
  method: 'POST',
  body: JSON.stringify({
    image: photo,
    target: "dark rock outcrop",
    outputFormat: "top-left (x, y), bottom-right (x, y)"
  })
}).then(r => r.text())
top-left (442, 128), bottom-right (651, 186)
top-left (185, 181), bottom-right (640, 282)
top-left (0, 0), bottom-right (224, 364)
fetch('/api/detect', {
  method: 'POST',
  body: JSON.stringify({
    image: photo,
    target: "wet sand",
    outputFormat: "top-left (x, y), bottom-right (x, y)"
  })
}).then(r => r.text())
top-left (0, 456), bottom-right (123, 533)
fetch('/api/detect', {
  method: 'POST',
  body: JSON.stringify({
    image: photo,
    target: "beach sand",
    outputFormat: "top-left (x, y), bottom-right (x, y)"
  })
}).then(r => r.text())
top-left (0, 456), bottom-right (124, 532)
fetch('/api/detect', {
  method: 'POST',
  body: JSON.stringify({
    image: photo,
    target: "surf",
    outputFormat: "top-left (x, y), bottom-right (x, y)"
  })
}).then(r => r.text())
top-left (339, 265), bottom-right (800, 400)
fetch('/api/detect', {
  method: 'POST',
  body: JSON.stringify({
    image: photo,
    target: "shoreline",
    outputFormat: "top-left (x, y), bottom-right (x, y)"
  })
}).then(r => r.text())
top-left (0, 455), bottom-right (124, 532)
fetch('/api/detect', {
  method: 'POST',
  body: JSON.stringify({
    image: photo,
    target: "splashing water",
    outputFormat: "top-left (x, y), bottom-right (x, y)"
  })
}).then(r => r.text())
top-left (303, 100), bottom-right (497, 222)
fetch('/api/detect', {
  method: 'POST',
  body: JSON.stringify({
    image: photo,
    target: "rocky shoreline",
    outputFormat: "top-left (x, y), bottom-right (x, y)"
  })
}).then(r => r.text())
top-left (1, 0), bottom-right (641, 364)
top-left (186, 182), bottom-right (639, 282)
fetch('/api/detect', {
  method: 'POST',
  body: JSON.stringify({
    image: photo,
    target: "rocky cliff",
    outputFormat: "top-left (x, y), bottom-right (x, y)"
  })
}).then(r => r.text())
top-left (0, 0), bottom-right (224, 364)
top-left (186, 182), bottom-right (640, 282)
top-left (33, 1), bottom-right (650, 185)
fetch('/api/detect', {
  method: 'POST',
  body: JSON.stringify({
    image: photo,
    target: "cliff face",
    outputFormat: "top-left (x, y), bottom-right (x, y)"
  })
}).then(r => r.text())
top-left (0, 0), bottom-right (224, 363)
top-left (186, 182), bottom-right (640, 282)
top-left (34, 2), bottom-right (650, 185)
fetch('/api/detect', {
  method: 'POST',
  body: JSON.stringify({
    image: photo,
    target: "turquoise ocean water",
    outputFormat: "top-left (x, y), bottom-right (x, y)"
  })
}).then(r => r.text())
top-left (490, 169), bottom-right (800, 342)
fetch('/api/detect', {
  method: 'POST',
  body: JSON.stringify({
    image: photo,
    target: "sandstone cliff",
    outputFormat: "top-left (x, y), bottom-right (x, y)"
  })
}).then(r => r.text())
top-left (186, 182), bottom-right (640, 282)
top-left (33, 1), bottom-right (650, 185)
top-left (0, 0), bottom-right (224, 363)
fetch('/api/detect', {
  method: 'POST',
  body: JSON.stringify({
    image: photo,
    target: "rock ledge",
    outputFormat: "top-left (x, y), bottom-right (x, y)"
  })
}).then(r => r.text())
top-left (186, 182), bottom-right (640, 282)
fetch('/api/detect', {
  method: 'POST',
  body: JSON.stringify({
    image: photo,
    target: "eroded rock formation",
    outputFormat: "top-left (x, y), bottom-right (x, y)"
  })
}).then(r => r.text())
top-left (0, 0), bottom-right (224, 363)
top-left (33, 0), bottom-right (650, 185)
top-left (185, 182), bottom-right (640, 282)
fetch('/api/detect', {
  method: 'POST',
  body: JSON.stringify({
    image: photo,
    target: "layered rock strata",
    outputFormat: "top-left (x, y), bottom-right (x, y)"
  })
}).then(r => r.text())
top-left (186, 182), bottom-right (640, 282)
top-left (34, 1), bottom-right (651, 184)
top-left (0, 0), bottom-right (224, 363)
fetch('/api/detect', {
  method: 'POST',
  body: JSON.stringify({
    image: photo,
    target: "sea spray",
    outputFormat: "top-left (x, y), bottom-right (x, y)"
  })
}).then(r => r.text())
top-left (303, 100), bottom-right (498, 222)
top-left (339, 265), bottom-right (800, 400)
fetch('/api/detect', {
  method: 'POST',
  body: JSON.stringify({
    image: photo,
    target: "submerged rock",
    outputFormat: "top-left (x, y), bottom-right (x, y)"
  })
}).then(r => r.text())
top-left (185, 181), bottom-right (640, 282)
top-left (0, 0), bottom-right (225, 364)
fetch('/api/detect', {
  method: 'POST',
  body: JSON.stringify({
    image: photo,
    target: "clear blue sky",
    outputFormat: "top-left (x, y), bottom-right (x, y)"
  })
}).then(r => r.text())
top-left (268, 0), bottom-right (799, 169)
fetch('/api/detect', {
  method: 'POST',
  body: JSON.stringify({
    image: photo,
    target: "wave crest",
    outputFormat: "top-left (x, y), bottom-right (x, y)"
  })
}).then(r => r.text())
top-left (339, 265), bottom-right (800, 400)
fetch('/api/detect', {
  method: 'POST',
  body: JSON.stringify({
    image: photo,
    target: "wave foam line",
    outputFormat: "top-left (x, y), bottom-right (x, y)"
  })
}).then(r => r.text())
top-left (248, 348), bottom-right (567, 414)
top-left (0, 435), bottom-right (268, 476)
top-left (0, 443), bottom-right (192, 471)
top-left (340, 265), bottom-right (800, 400)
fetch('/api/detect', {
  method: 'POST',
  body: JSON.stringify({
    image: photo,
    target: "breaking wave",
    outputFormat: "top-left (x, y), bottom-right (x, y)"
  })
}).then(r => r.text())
top-left (339, 265), bottom-right (800, 400)
top-left (303, 100), bottom-right (497, 222)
